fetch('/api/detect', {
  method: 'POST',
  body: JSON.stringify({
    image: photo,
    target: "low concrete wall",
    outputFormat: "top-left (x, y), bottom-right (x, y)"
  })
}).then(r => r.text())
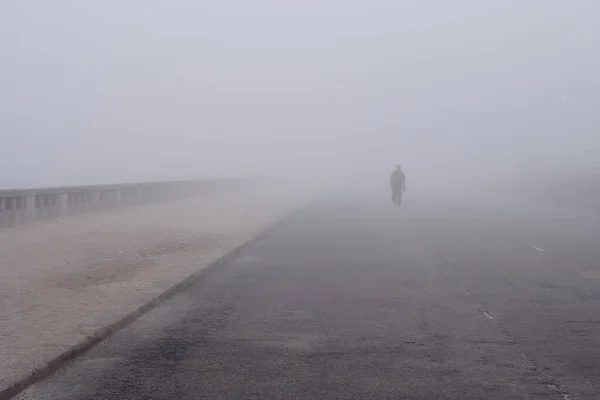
top-left (0, 179), bottom-right (242, 229)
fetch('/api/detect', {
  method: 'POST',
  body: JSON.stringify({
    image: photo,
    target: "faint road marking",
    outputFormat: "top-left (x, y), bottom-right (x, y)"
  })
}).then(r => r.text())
top-left (459, 283), bottom-right (471, 296)
top-left (479, 309), bottom-right (495, 320)
top-left (544, 383), bottom-right (572, 400)
top-left (533, 246), bottom-right (546, 252)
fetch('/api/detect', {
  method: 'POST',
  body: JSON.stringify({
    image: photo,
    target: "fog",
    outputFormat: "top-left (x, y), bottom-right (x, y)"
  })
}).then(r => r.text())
top-left (2, 1), bottom-right (599, 189)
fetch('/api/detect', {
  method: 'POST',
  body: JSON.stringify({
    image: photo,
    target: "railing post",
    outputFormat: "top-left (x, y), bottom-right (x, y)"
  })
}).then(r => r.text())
top-left (91, 191), bottom-right (100, 210)
top-left (0, 197), bottom-right (5, 229)
top-left (59, 193), bottom-right (69, 217)
top-left (24, 193), bottom-right (36, 222)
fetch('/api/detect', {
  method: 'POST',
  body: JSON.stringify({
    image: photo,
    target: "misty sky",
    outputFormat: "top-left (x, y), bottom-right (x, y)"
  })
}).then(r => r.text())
top-left (2, 1), bottom-right (599, 188)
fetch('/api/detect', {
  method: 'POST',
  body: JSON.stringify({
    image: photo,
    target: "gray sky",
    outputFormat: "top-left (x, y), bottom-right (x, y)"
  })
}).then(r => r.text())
top-left (2, 0), bottom-right (599, 188)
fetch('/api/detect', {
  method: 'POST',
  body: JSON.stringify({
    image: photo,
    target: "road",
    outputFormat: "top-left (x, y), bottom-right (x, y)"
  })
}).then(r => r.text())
top-left (15, 188), bottom-right (600, 399)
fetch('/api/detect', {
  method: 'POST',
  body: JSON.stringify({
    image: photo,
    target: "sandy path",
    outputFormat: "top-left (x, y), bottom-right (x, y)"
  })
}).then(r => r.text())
top-left (0, 182), bottom-right (316, 394)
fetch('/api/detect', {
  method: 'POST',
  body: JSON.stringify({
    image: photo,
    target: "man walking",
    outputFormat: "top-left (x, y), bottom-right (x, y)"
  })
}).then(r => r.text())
top-left (390, 165), bottom-right (406, 206)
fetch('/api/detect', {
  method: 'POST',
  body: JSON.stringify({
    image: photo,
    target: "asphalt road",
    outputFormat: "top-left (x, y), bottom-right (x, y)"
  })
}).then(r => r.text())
top-left (16, 189), bottom-right (600, 399)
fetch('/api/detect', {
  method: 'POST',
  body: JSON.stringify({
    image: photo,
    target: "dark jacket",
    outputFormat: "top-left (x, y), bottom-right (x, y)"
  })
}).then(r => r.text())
top-left (390, 170), bottom-right (405, 190)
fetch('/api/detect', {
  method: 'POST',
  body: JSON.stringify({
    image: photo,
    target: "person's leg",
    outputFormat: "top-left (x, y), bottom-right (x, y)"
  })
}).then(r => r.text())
top-left (392, 188), bottom-right (402, 206)
top-left (392, 188), bottom-right (398, 205)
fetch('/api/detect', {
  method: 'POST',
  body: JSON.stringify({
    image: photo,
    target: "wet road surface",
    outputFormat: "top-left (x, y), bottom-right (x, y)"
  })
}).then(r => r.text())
top-left (16, 191), bottom-right (600, 399)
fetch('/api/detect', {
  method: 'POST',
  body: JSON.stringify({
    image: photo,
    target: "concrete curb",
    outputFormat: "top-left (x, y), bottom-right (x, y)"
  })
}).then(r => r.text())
top-left (1, 196), bottom-right (319, 400)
